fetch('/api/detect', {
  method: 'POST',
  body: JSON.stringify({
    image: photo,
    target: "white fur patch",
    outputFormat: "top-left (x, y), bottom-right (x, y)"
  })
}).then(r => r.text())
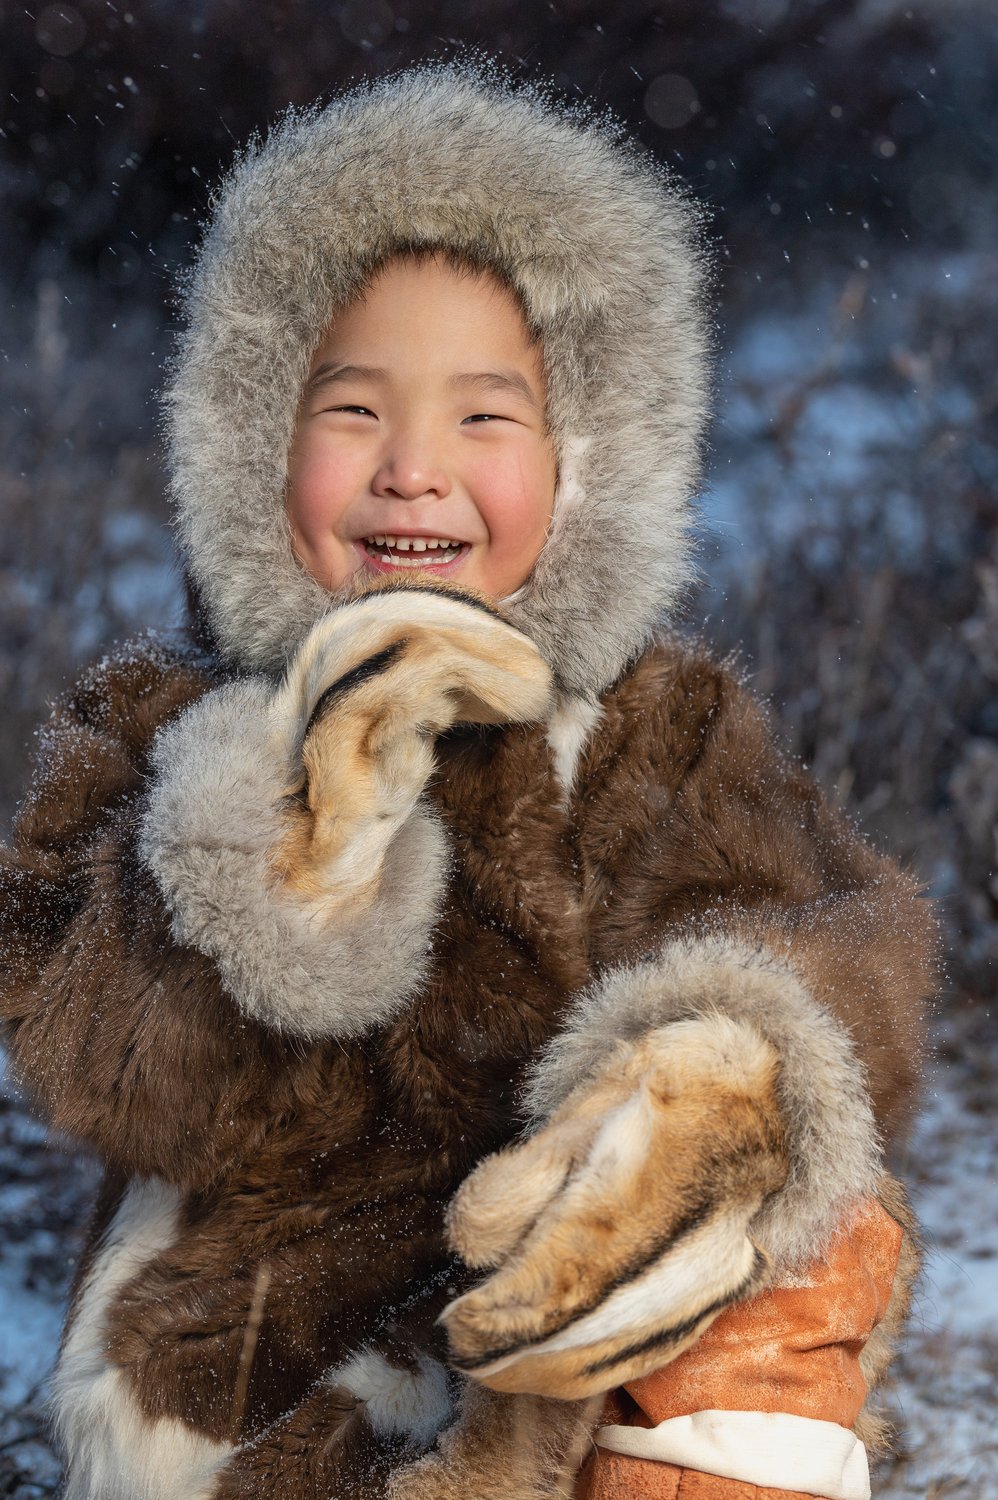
top-left (52, 1178), bottom-right (233, 1500)
top-left (330, 1350), bottom-right (453, 1447)
top-left (551, 435), bottom-right (592, 520)
top-left (546, 693), bottom-right (603, 797)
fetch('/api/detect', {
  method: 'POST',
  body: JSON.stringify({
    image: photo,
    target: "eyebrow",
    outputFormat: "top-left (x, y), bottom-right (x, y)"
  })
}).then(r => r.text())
top-left (447, 370), bottom-right (541, 410)
top-left (305, 362), bottom-right (541, 410)
top-left (306, 362), bottom-right (388, 394)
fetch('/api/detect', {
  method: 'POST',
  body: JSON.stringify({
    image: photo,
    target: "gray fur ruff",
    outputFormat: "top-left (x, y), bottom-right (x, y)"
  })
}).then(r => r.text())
top-left (165, 62), bottom-right (711, 698)
top-left (522, 935), bottom-right (882, 1269)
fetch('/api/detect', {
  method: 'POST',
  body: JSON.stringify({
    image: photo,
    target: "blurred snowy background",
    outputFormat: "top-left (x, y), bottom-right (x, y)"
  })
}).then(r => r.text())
top-left (0, 0), bottom-right (995, 1493)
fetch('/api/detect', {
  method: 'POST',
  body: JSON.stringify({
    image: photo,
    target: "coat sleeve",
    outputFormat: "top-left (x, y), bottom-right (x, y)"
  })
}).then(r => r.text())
top-left (135, 585), bottom-right (553, 1043)
top-left (525, 645), bottom-right (937, 1269)
top-left (0, 635), bottom-right (446, 1183)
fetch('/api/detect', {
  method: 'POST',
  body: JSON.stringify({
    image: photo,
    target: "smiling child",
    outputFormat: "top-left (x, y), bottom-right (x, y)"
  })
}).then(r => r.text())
top-left (0, 66), bottom-right (934, 1500)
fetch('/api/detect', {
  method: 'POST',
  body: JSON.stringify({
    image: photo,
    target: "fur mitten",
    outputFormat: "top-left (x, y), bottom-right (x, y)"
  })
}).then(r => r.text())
top-left (440, 1016), bottom-right (789, 1399)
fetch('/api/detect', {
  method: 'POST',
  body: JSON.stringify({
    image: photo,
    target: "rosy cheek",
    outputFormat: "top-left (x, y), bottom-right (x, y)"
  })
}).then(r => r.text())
top-left (484, 455), bottom-right (553, 548)
top-left (283, 451), bottom-right (348, 586)
top-left (287, 474), bottom-right (325, 537)
top-left (287, 448), bottom-right (348, 534)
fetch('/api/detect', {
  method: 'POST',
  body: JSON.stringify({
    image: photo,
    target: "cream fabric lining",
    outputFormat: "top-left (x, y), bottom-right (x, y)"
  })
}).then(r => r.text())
top-left (594, 1409), bottom-right (870, 1500)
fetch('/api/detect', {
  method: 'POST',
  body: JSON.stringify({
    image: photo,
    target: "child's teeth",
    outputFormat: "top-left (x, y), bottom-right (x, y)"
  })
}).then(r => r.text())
top-left (362, 535), bottom-right (463, 566)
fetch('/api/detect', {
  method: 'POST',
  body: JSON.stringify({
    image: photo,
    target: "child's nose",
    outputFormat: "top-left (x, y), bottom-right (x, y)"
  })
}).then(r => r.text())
top-left (371, 443), bottom-right (452, 502)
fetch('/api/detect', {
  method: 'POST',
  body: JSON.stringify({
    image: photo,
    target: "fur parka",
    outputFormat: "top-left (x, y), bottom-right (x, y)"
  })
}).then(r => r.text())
top-left (0, 64), bottom-right (935, 1500)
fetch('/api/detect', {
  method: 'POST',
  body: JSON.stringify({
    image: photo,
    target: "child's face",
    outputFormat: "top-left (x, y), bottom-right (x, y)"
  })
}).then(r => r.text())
top-left (287, 256), bottom-right (556, 601)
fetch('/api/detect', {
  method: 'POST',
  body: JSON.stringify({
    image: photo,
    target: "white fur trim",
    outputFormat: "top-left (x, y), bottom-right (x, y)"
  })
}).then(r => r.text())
top-left (140, 671), bottom-right (448, 1039)
top-left (166, 65), bottom-right (709, 695)
top-left (595, 1410), bottom-right (871, 1500)
top-left (53, 1179), bottom-right (233, 1500)
top-left (523, 935), bottom-right (881, 1267)
top-left (546, 693), bottom-right (602, 797)
top-left (330, 1351), bottom-right (453, 1447)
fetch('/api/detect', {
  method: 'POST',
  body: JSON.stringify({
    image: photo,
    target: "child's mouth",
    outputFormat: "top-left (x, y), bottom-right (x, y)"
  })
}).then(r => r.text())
top-left (360, 535), bottom-right (467, 571)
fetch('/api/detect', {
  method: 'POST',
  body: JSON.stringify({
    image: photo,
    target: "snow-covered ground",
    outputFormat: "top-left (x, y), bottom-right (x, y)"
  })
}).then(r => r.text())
top-left (876, 1008), bottom-right (998, 1497)
top-left (0, 1057), bottom-right (99, 1496)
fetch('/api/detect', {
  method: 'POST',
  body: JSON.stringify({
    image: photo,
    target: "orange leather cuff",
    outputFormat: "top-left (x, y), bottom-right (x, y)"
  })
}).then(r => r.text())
top-left (575, 1197), bottom-right (903, 1500)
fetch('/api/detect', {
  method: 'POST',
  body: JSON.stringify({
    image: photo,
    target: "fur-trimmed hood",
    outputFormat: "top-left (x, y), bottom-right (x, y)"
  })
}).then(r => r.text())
top-left (165, 62), bottom-right (710, 698)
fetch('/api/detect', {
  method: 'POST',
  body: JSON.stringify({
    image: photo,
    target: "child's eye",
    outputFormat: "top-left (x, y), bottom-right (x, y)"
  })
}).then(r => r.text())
top-left (328, 404), bottom-right (376, 417)
top-left (462, 413), bottom-right (504, 424)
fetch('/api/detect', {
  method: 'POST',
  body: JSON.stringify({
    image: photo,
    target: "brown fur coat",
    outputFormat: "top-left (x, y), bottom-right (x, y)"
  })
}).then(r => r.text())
top-left (0, 612), bottom-right (934, 1497)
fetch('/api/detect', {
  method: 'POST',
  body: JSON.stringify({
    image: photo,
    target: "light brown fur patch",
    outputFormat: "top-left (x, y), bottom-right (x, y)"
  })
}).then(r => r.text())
top-left (854, 1173), bottom-right (922, 1458)
top-left (389, 1383), bottom-right (602, 1500)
